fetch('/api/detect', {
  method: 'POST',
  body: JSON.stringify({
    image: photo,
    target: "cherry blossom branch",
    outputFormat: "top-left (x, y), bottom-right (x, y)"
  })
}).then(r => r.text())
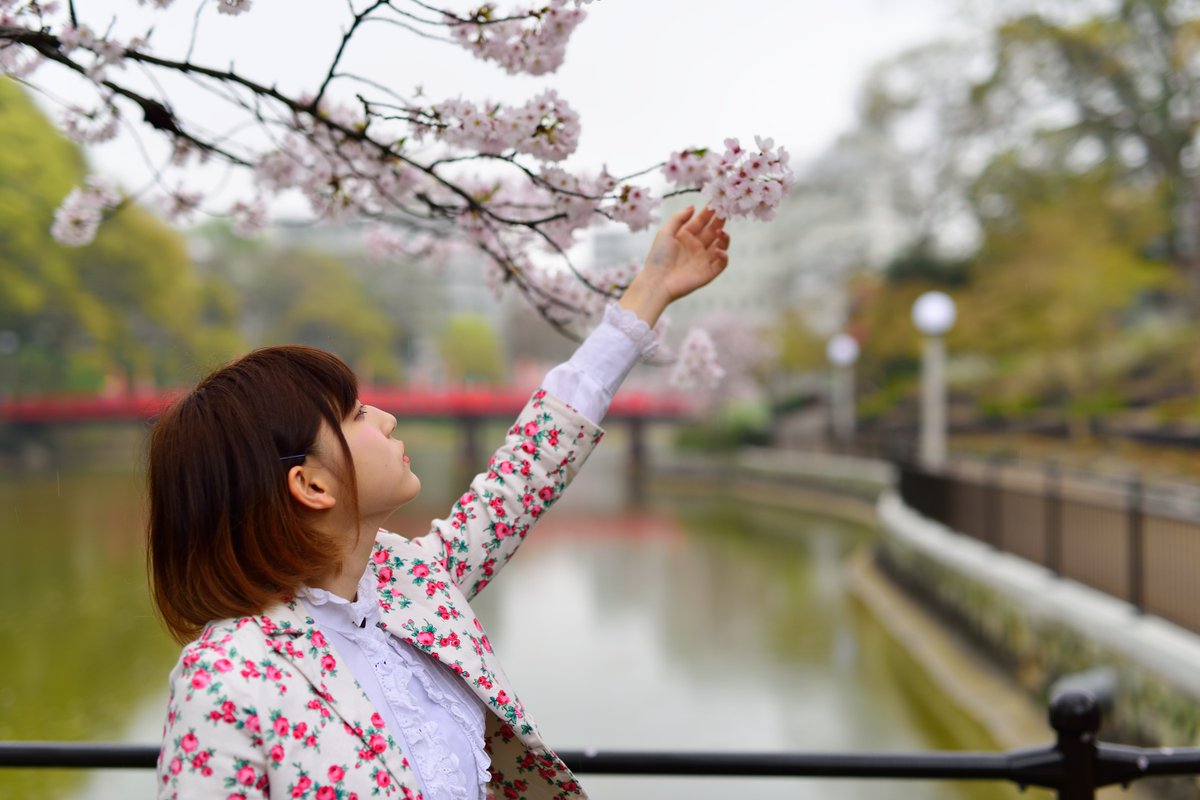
top-left (0, 0), bottom-right (792, 391)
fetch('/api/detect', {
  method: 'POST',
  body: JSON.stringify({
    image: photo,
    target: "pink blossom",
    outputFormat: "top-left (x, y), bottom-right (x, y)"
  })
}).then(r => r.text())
top-left (447, 1), bottom-right (588, 76)
top-left (189, 669), bottom-right (211, 690)
top-left (328, 764), bottom-right (345, 782)
top-left (670, 327), bottom-right (725, 391)
top-left (700, 136), bottom-right (795, 221)
top-left (180, 732), bottom-right (198, 753)
top-left (51, 180), bottom-right (119, 247)
top-left (423, 89), bottom-right (580, 162)
top-left (230, 199), bottom-right (267, 237)
top-left (607, 184), bottom-right (659, 232)
top-left (662, 148), bottom-right (719, 187)
top-left (236, 765), bottom-right (256, 785)
top-left (61, 98), bottom-right (119, 144)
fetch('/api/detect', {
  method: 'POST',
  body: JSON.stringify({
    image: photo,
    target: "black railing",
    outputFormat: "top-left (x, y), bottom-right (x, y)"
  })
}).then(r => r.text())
top-left (898, 457), bottom-right (1200, 635)
top-left (4, 692), bottom-right (1200, 798)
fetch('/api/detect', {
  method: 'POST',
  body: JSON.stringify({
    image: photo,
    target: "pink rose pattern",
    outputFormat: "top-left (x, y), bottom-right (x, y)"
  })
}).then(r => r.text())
top-left (158, 390), bottom-right (602, 800)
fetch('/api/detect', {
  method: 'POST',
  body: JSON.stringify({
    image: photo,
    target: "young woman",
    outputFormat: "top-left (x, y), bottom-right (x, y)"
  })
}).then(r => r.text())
top-left (152, 207), bottom-right (730, 800)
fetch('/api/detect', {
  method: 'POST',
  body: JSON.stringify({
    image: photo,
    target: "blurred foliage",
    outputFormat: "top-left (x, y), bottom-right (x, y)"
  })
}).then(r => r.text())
top-left (235, 244), bottom-right (402, 382)
top-left (977, 1), bottom-right (1200, 296)
top-left (438, 315), bottom-right (505, 384)
top-left (675, 400), bottom-right (773, 452)
top-left (0, 78), bottom-right (239, 393)
top-left (768, 1), bottom-right (1200, 443)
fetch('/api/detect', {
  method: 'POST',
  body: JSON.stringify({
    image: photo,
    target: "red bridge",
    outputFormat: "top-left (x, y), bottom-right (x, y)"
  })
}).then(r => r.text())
top-left (0, 386), bottom-right (694, 424)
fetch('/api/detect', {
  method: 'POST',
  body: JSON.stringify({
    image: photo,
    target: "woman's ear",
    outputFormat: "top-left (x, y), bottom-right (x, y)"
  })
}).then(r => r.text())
top-left (287, 463), bottom-right (338, 511)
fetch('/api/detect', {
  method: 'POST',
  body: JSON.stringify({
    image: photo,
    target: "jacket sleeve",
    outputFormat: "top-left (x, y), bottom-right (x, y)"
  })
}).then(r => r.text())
top-left (157, 631), bottom-right (271, 800)
top-left (412, 388), bottom-right (604, 600)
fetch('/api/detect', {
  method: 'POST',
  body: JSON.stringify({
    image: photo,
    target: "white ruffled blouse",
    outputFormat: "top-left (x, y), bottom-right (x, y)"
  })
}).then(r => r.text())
top-left (299, 303), bottom-right (656, 800)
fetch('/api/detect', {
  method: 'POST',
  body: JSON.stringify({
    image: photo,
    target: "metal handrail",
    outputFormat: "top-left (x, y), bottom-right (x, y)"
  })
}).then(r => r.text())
top-left (3, 693), bottom-right (1200, 798)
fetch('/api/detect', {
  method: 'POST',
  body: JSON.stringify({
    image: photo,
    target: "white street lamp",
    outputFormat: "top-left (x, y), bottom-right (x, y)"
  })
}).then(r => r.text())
top-left (825, 333), bottom-right (859, 445)
top-left (911, 291), bottom-right (957, 468)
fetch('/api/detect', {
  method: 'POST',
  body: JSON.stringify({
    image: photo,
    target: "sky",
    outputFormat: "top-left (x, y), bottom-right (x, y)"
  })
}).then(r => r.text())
top-left (28, 0), bottom-right (979, 200)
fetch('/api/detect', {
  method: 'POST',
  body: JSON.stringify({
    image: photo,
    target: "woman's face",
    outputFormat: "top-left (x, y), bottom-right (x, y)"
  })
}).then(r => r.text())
top-left (334, 401), bottom-right (422, 521)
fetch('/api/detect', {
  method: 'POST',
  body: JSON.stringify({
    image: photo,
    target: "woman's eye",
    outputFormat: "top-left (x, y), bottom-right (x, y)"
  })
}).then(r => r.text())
top-left (355, 405), bottom-right (367, 420)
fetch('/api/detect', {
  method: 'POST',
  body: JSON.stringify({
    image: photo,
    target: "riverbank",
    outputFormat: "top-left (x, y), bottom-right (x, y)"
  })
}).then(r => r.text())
top-left (651, 449), bottom-right (1169, 799)
top-left (649, 454), bottom-right (1051, 752)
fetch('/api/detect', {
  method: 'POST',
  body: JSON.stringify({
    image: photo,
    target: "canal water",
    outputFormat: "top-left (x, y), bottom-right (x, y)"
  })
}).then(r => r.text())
top-left (0, 424), bottom-right (1023, 799)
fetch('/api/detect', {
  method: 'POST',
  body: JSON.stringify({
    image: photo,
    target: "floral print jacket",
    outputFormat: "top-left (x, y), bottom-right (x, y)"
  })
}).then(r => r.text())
top-left (158, 390), bottom-right (604, 800)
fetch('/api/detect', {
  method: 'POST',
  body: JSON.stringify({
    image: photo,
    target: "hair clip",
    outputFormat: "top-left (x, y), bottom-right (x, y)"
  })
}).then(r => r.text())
top-left (279, 454), bottom-right (308, 461)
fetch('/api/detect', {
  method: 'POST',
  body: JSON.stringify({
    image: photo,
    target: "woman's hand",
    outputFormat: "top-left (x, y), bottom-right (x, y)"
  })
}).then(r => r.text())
top-left (619, 206), bottom-right (730, 328)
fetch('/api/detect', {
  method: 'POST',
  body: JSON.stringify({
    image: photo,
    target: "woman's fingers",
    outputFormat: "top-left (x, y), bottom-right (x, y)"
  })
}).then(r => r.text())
top-left (664, 205), bottom-right (696, 237)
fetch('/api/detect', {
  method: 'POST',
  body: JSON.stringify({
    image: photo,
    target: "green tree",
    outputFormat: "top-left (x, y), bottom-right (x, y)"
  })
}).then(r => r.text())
top-left (242, 247), bottom-right (403, 382)
top-left (974, 1), bottom-right (1200, 303)
top-left (438, 315), bottom-right (505, 384)
top-left (0, 78), bottom-right (240, 393)
top-left (956, 166), bottom-right (1172, 430)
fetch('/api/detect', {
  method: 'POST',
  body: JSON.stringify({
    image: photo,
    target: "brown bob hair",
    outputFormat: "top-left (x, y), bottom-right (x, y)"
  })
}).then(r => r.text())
top-left (147, 345), bottom-right (360, 644)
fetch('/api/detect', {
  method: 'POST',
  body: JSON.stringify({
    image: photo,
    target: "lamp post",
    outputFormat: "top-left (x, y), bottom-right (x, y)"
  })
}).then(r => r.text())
top-left (825, 333), bottom-right (859, 446)
top-left (911, 291), bottom-right (956, 469)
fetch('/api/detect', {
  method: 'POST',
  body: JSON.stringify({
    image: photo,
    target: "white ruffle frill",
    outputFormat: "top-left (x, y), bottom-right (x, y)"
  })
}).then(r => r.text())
top-left (298, 575), bottom-right (491, 800)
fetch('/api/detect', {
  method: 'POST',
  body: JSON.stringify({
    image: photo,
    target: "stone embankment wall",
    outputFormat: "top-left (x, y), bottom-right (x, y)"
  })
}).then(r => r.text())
top-left (877, 488), bottom-right (1200, 752)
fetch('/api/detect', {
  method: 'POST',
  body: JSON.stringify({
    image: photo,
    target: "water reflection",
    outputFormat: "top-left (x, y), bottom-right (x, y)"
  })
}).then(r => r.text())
top-left (0, 439), bottom-right (1020, 800)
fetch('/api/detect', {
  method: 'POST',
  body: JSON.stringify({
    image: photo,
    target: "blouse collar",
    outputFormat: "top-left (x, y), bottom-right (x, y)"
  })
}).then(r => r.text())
top-left (297, 571), bottom-right (382, 634)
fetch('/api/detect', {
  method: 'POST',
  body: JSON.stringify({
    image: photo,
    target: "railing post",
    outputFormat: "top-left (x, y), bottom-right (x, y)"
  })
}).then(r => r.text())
top-left (984, 456), bottom-right (1003, 548)
top-left (1050, 691), bottom-right (1100, 800)
top-left (627, 417), bottom-right (646, 506)
top-left (459, 415), bottom-right (481, 478)
top-left (1045, 462), bottom-right (1062, 575)
top-left (1127, 476), bottom-right (1145, 613)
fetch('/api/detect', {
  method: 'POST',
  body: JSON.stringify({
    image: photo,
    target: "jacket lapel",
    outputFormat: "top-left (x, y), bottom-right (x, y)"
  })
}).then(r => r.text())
top-left (368, 533), bottom-right (546, 750)
top-left (253, 601), bottom-right (417, 790)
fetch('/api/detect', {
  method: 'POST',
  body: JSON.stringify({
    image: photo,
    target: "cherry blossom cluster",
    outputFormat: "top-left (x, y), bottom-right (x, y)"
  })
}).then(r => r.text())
top-left (604, 184), bottom-right (659, 232)
top-left (253, 104), bottom-right (425, 225)
top-left (51, 180), bottom-right (120, 247)
top-left (669, 328), bottom-right (725, 391)
top-left (61, 95), bottom-right (120, 143)
top-left (661, 148), bottom-right (719, 188)
top-left (662, 139), bottom-right (796, 222)
top-left (534, 166), bottom-right (614, 249)
top-left (58, 24), bottom-right (147, 81)
top-left (420, 90), bottom-right (581, 162)
top-left (447, 1), bottom-right (589, 76)
top-left (701, 137), bottom-right (795, 221)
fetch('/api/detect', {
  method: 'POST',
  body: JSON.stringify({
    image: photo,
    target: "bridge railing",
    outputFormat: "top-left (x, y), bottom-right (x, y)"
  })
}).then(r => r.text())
top-left (4, 692), bottom-right (1199, 799)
